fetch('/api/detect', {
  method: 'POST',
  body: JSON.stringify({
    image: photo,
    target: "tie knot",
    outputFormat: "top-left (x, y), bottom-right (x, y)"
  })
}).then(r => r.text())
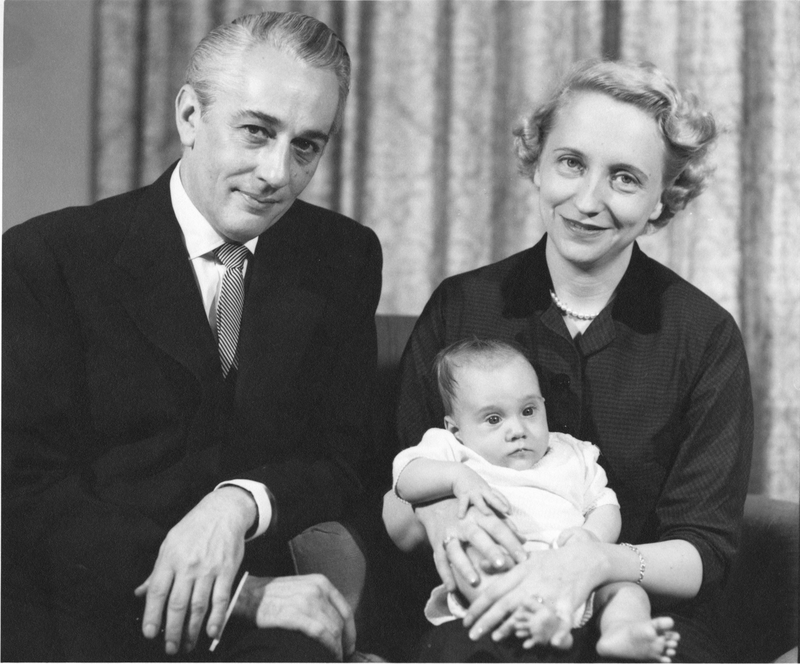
top-left (215, 243), bottom-right (250, 270)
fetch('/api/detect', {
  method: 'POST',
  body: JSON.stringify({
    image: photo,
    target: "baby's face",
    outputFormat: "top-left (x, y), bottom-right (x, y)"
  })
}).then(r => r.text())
top-left (446, 355), bottom-right (549, 470)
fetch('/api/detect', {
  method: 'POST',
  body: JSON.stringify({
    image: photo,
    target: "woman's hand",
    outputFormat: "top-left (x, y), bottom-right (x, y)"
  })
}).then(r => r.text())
top-left (415, 498), bottom-right (527, 592)
top-left (463, 540), bottom-right (608, 647)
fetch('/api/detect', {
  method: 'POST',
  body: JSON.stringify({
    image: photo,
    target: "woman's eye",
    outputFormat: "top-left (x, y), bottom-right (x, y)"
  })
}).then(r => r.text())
top-left (561, 156), bottom-right (582, 170)
top-left (613, 172), bottom-right (640, 189)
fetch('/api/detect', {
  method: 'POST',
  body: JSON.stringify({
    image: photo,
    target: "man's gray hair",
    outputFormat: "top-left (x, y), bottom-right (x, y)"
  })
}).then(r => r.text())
top-left (185, 11), bottom-right (350, 134)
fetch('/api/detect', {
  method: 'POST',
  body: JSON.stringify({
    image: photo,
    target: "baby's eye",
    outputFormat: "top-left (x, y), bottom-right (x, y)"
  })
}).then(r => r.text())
top-left (522, 406), bottom-right (535, 416)
top-left (486, 415), bottom-right (501, 425)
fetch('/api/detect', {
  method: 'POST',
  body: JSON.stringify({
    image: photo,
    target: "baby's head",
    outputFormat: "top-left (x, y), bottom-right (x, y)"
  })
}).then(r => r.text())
top-left (434, 338), bottom-right (549, 470)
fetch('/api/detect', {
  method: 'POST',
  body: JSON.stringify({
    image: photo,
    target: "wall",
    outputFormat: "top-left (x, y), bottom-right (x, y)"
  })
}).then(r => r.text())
top-left (3, 0), bottom-right (93, 230)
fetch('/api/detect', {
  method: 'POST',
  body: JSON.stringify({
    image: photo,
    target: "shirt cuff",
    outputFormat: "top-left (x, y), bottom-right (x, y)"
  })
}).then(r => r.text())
top-left (215, 480), bottom-right (273, 541)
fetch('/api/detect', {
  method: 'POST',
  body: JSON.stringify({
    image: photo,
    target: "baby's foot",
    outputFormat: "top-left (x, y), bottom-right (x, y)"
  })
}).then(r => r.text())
top-left (596, 616), bottom-right (680, 663)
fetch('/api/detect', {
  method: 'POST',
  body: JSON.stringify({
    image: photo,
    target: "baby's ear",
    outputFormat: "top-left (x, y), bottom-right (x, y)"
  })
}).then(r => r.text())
top-left (444, 416), bottom-right (459, 436)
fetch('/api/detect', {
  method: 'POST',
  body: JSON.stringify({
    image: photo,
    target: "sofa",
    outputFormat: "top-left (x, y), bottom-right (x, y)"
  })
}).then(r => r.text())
top-left (290, 314), bottom-right (799, 663)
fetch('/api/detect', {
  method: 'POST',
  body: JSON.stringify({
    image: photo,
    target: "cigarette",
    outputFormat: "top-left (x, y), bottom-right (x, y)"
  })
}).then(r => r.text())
top-left (209, 571), bottom-right (249, 652)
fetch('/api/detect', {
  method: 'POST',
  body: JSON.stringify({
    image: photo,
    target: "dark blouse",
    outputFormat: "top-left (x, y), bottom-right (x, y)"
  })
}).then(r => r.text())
top-left (396, 234), bottom-right (753, 616)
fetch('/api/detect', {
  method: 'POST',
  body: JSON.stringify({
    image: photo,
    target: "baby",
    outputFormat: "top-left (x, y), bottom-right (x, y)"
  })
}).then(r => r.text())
top-left (392, 337), bottom-right (679, 663)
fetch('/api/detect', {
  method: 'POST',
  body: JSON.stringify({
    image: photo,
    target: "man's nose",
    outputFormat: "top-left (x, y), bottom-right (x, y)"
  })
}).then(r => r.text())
top-left (255, 142), bottom-right (292, 189)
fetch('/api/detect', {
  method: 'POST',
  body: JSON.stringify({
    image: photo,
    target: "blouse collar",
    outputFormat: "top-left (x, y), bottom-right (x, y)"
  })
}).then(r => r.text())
top-left (502, 233), bottom-right (663, 337)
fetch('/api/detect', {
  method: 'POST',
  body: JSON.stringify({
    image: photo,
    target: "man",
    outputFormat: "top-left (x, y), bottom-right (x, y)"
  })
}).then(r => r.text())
top-left (2, 11), bottom-right (381, 662)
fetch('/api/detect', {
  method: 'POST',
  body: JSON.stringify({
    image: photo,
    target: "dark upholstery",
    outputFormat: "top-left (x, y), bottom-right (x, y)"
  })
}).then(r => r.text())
top-left (291, 314), bottom-right (799, 663)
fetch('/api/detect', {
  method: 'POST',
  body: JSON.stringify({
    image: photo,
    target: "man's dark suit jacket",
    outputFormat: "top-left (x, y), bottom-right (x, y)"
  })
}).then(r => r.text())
top-left (1, 165), bottom-right (382, 657)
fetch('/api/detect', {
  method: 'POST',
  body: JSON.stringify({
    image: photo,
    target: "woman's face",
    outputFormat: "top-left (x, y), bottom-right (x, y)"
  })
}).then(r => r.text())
top-left (534, 91), bottom-right (666, 272)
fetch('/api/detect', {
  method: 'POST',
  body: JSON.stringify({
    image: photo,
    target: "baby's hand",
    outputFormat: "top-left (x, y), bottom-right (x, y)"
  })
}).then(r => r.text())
top-left (452, 468), bottom-right (511, 518)
top-left (555, 527), bottom-right (599, 548)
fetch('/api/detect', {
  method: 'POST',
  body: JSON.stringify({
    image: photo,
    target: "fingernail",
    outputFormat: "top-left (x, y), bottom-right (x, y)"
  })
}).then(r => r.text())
top-left (494, 557), bottom-right (505, 568)
top-left (469, 575), bottom-right (479, 586)
top-left (165, 641), bottom-right (178, 656)
top-left (469, 627), bottom-right (483, 641)
top-left (492, 630), bottom-right (503, 642)
top-left (143, 623), bottom-right (158, 639)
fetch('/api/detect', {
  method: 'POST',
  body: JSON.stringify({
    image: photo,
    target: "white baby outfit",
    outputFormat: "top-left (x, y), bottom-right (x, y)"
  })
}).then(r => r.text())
top-left (392, 428), bottom-right (619, 625)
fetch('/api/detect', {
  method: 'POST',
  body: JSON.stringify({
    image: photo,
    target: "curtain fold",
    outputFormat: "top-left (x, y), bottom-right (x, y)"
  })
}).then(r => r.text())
top-left (92, 0), bottom-right (799, 502)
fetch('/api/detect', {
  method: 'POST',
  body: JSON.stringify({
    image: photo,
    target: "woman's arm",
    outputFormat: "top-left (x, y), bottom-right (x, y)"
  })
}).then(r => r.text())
top-left (463, 537), bottom-right (702, 645)
top-left (382, 491), bottom-right (427, 552)
top-left (382, 490), bottom-right (526, 591)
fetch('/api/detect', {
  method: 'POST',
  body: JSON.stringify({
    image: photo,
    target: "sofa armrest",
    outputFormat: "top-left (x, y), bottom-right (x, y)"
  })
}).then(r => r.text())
top-left (288, 521), bottom-right (367, 619)
top-left (716, 494), bottom-right (799, 663)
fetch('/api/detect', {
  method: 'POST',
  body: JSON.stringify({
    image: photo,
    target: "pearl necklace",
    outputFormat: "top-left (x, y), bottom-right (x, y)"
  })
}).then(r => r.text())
top-left (549, 290), bottom-right (599, 321)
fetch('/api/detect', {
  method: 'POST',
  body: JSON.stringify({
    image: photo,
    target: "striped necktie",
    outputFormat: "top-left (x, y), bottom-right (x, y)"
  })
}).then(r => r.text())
top-left (214, 243), bottom-right (250, 378)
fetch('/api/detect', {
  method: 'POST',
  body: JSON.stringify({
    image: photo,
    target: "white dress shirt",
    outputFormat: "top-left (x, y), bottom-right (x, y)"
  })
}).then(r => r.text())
top-left (170, 162), bottom-right (272, 540)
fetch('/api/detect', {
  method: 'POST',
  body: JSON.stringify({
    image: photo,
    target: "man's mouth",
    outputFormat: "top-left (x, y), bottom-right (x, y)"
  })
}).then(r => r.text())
top-left (237, 190), bottom-right (279, 207)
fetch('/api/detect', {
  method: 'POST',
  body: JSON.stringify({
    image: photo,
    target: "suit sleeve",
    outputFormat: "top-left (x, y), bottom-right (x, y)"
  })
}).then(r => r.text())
top-left (235, 225), bottom-right (383, 543)
top-left (395, 283), bottom-right (452, 450)
top-left (2, 224), bottom-right (165, 609)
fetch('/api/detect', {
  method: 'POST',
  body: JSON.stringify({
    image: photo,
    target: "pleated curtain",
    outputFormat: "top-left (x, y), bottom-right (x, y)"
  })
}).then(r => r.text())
top-left (93, 0), bottom-right (799, 503)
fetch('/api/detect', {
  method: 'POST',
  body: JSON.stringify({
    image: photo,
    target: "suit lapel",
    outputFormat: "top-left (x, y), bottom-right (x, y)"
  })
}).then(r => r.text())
top-left (112, 167), bottom-right (218, 381)
top-left (234, 202), bottom-right (324, 410)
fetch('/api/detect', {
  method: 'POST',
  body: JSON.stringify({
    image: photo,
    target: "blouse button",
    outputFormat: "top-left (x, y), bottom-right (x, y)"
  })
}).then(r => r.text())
top-left (552, 374), bottom-right (571, 390)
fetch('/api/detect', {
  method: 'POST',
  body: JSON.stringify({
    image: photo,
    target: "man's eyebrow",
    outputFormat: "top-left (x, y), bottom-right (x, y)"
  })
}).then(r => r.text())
top-left (235, 109), bottom-right (280, 125)
top-left (234, 109), bottom-right (330, 143)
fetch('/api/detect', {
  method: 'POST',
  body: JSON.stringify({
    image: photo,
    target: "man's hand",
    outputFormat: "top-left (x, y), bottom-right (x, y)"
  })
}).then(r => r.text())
top-left (232, 574), bottom-right (356, 662)
top-left (134, 487), bottom-right (256, 654)
top-left (415, 498), bottom-right (526, 592)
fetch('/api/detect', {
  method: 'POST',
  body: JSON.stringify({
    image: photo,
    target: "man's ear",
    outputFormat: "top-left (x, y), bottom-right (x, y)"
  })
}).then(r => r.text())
top-left (444, 416), bottom-right (459, 437)
top-left (175, 85), bottom-right (201, 149)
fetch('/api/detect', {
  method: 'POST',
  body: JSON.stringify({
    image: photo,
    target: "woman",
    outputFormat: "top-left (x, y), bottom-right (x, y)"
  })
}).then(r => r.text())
top-left (383, 59), bottom-right (753, 662)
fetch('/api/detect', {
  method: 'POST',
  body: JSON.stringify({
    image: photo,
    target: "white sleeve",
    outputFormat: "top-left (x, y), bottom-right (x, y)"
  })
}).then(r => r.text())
top-left (578, 440), bottom-right (620, 514)
top-left (214, 479), bottom-right (273, 541)
top-left (392, 428), bottom-right (463, 497)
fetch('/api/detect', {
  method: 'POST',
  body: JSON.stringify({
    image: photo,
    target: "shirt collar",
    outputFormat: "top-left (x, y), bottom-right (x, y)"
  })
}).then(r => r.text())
top-left (170, 161), bottom-right (258, 259)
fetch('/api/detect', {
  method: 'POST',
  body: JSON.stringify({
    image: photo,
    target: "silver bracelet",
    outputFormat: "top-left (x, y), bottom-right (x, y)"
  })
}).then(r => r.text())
top-left (620, 542), bottom-right (646, 585)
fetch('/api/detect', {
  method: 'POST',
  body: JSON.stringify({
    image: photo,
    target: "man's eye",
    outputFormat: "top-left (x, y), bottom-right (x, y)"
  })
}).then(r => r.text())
top-left (294, 139), bottom-right (320, 155)
top-left (243, 125), bottom-right (267, 137)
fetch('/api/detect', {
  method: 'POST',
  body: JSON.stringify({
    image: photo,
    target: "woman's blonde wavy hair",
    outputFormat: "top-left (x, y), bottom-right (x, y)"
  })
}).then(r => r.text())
top-left (513, 59), bottom-right (718, 227)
